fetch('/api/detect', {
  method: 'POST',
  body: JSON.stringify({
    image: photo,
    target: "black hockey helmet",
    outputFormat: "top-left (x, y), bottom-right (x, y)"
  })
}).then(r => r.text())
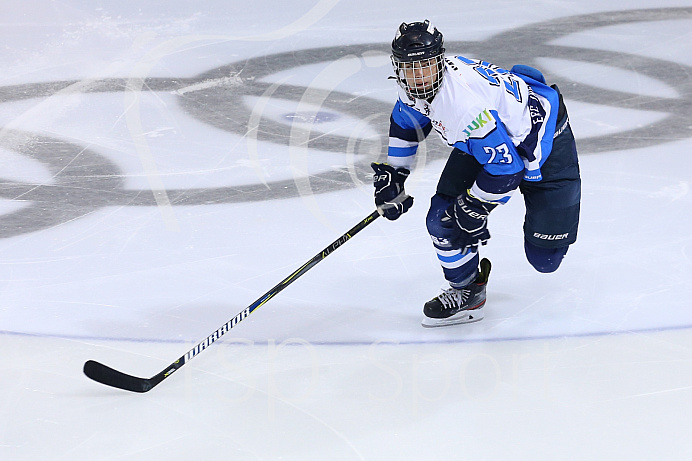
top-left (391, 20), bottom-right (445, 63)
top-left (391, 20), bottom-right (446, 99)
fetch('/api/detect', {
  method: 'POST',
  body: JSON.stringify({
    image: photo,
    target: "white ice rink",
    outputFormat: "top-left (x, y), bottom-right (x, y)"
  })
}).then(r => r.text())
top-left (2, 1), bottom-right (692, 459)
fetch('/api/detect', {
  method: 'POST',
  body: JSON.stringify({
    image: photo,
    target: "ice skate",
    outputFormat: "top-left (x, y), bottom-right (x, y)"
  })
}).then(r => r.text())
top-left (422, 258), bottom-right (491, 327)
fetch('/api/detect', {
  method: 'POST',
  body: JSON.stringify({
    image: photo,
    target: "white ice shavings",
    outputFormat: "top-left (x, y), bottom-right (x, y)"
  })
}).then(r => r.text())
top-left (173, 72), bottom-right (247, 95)
top-left (650, 181), bottom-right (689, 201)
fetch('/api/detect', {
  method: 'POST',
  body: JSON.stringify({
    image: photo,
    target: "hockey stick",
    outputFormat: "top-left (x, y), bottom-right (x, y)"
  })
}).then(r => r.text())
top-left (83, 209), bottom-right (381, 393)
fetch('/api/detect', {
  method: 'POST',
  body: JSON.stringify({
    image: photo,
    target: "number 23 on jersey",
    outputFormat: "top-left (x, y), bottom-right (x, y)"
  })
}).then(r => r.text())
top-left (483, 143), bottom-right (513, 164)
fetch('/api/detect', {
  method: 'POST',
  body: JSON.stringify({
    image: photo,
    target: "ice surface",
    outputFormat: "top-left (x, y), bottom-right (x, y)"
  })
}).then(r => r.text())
top-left (1, 1), bottom-right (692, 460)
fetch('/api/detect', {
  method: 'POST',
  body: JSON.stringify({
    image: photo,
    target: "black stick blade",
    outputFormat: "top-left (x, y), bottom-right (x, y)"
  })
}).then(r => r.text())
top-left (84, 360), bottom-right (153, 393)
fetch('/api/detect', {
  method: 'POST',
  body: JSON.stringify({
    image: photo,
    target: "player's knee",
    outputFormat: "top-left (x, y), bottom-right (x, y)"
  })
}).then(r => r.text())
top-left (524, 240), bottom-right (568, 273)
top-left (426, 194), bottom-right (453, 237)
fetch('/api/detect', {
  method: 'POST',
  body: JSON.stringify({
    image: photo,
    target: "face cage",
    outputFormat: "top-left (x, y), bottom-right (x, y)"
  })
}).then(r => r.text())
top-left (392, 54), bottom-right (445, 100)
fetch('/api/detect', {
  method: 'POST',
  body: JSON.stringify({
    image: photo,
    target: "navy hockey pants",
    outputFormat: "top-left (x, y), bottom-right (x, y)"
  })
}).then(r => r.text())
top-left (428, 89), bottom-right (581, 280)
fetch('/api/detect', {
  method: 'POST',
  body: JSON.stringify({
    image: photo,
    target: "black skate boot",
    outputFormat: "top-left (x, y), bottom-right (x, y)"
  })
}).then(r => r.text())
top-left (422, 258), bottom-right (491, 327)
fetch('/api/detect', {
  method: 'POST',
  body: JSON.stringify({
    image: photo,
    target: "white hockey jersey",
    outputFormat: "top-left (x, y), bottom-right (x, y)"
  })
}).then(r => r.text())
top-left (388, 56), bottom-right (560, 203)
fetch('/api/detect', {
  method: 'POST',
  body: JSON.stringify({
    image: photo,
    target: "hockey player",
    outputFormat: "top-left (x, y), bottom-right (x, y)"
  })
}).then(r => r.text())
top-left (372, 20), bottom-right (581, 327)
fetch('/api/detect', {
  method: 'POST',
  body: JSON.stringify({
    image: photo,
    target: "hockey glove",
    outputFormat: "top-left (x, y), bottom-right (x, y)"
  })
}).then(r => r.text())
top-left (444, 191), bottom-right (498, 253)
top-left (371, 162), bottom-right (414, 220)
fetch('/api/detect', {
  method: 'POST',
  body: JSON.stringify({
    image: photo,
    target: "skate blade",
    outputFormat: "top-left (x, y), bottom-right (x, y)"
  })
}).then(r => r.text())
top-left (421, 309), bottom-right (484, 328)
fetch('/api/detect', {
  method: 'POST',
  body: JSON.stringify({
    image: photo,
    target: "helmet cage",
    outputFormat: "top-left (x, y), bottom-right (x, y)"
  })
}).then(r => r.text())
top-left (391, 54), bottom-right (445, 100)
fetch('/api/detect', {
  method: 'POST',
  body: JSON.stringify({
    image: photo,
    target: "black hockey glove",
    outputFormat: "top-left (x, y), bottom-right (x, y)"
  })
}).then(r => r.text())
top-left (371, 162), bottom-right (414, 220)
top-left (443, 191), bottom-right (498, 253)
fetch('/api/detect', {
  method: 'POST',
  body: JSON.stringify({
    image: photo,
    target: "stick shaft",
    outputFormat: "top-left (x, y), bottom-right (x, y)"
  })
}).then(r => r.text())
top-left (180, 210), bottom-right (379, 365)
